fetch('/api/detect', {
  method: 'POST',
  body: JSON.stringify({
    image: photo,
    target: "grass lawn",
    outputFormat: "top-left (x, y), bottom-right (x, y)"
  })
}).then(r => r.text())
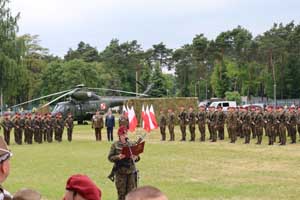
top-left (4, 124), bottom-right (300, 200)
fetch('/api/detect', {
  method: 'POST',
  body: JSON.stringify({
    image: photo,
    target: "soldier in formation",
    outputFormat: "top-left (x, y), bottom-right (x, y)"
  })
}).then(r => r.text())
top-left (187, 106), bottom-right (196, 141)
top-left (92, 111), bottom-right (104, 141)
top-left (158, 109), bottom-right (167, 141)
top-left (196, 106), bottom-right (206, 141)
top-left (65, 113), bottom-right (74, 142)
top-left (167, 108), bottom-right (175, 141)
top-left (178, 106), bottom-right (187, 141)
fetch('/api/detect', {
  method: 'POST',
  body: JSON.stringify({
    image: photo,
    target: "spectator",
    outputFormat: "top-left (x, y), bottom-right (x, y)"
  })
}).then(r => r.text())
top-left (13, 188), bottom-right (41, 200)
top-left (63, 174), bottom-right (101, 200)
top-left (125, 186), bottom-right (168, 200)
top-left (0, 136), bottom-right (13, 200)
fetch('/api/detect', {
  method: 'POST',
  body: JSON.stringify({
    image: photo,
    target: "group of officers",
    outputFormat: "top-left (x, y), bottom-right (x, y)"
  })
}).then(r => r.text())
top-left (158, 105), bottom-right (300, 145)
top-left (0, 112), bottom-right (74, 145)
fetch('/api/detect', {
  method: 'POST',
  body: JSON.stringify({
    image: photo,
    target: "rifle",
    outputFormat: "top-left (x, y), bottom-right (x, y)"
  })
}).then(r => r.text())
top-left (107, 164), bottom-right (116, 182)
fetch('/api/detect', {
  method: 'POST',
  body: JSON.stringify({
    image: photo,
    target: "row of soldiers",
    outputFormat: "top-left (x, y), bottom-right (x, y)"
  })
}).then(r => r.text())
top-left (0, 112), bottom-right (74, 145)
top-left (158, 105), bottom-right (300, 145)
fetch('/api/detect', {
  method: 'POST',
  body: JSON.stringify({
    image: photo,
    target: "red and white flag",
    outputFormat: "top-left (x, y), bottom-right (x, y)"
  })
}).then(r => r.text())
top-left (149, 105), bottom-right (158, 129)
top-left (128, 106), bottom-right (138, 132)
top-left (122, 105), bottom-right (128, 116)
top-left (141, 104), bottom-right (150, 132)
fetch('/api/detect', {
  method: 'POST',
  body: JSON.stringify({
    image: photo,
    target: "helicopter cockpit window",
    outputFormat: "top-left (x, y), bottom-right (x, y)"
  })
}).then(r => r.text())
top-left (53, 104), bottom-right (64, 112)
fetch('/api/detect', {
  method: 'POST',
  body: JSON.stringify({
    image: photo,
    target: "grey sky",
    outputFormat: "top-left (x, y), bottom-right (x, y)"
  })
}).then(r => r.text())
top-left (10, 0), bottom-right (300, 57)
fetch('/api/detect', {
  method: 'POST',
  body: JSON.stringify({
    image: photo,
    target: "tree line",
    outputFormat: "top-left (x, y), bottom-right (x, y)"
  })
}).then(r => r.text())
top-left (1, 0), bottom-right (300, 108)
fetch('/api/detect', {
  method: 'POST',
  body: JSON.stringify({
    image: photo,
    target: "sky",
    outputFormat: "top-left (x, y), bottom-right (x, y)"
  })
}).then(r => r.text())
top-left (10, 0), bottom-right (300, 57)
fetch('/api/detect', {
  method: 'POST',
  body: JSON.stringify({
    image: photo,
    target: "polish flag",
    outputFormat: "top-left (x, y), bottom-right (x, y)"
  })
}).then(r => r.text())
top-left (149, 105), bottom-right (158, 129)
top-left (146, 105), bottom-right (155, 130)
top-left (128, 106), bottom-right (138, 132)
top-left (122, 105), bottom-right (128, 116)
top-left (141, 105), bottom-right (150, 132)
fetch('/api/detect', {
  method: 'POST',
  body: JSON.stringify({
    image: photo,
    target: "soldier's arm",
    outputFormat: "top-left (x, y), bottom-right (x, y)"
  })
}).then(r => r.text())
top-left (108, 144), bottom-right (122, 163)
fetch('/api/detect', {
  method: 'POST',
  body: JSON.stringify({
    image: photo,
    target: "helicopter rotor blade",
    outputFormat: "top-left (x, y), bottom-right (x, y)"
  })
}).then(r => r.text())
top-left (10, 89), bottom-right (73, 109)
top-left (40, 89), bottom-right (76, 108)
top-left (88, 88), bottom-right (148, 97)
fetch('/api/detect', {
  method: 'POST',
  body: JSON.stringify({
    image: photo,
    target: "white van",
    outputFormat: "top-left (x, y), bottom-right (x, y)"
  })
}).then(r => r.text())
top-left (209, 101), bottom-right (237, 111)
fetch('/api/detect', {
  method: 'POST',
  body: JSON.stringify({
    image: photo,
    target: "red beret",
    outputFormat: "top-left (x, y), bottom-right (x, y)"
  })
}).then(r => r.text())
top-left (66, 174), bottom-right (101, 200)
top-left (118, 126), bottom-right (128, 136)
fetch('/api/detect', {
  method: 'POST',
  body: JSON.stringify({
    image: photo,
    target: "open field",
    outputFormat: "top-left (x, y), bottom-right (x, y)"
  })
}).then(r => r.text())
top-left (4, 124), bottom-right (300, 200)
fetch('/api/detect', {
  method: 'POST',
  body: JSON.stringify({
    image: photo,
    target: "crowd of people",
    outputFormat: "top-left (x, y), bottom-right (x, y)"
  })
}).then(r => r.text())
top-left (0, 131), bottom-right (167, 200)
top-left (159, 105), bottom-right (300, 145)
top-left (0, 112), bottom-right (74, 145)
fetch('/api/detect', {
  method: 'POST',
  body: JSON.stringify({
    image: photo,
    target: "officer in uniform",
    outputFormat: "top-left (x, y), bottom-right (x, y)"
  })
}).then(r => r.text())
top-left (296, 107), bottom-right (300, 140)
top-left (226, 107), bottom-right (238, 143)
top-left (250, 106), bottom-right (257, 139)
top-left (277, 106), bottom-right (287, 145)
top-left (207, 107), bottom-right (217, 142)
top-left (0, 136), bottom-right (13, 199)
top-left (187, 107), bottom-right (196, 141)
top-left (167, 108), bottom-right (175, 141)
top-left (158, 109), bottom-right (167, 141)
top-left (0, 114), bottom-right (13, 145)
top-left (240, 107), bottom-right (251, 144)
top-left (33, 114), bottom-right (42, 144)
top-left (119, 112), bottom-right (129, 129)
top-left (177, 106), bottom-right (187, 141)
top-left (55, 113), bottom-right (65, 142)
top-left (264, 106), bottom-right (276, 145)
top-left (196, 106), bottom-right (206, 141)
top-left (44, 113), bottom-right (53, 143)
top-left (24, 113), bottom-right (34, 144)
top-left (13, 113), bottom-right (22, 145)
top-left (254, 107), bottom-right (264, 145)
top-left (92, 111), bottom-right (104, 141)
top-left (108, 126), bottom-right (140, 200)
top-left (215, 106), bottom-right (225, 140)
top-left (287, 106), bottom-right (297, 144)
top-left (65, 113), bottom-right (74, 142)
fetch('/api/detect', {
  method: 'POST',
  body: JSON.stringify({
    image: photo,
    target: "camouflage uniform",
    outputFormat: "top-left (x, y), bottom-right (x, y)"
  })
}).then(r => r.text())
top-left (277, 110), bottom-right (287, 145)
top-left (297, 110), bottom-right (300, 140)
top-left (33, 117), bottom-right (42, 144)
top-left (0, 118), bottom-right (13, 145)
top-left (240, 110), bottom-right (251, 144)
top-left (286, 109), bottom-right (297, 143)
top-left (215, 109), bottom-right (225, 140)
top-left (264, 111), bottom-right (276, 145)
top-left (167, 111), bottom-right (175, 141)
top-left (250, 110), bottom-right (257, 138)
top-left (65, 116), bottom-right (74, 142)
top-left (13, 116), bottom-right (22, 145)
top-left (178, 110), bottom-right (188, 141)
top-left (24, 117), bottom-right (34, 144)
top-left (208, 109), bottom-right (217, 142)
top-left (119, 115), bottom-right (129, 129)
top-left (196, 109), bottom-right (206, 141)
top-left (55, 117), bottom-right (65, 142)
top-left (158, 112), bottom-right (167, 141)
top-left (254, 110), bottom-right (264, 144)
top-left (187, 109), bottom-right (196, 141)
top-left (108, 141), bottom-right (139, 200)
top-left (226, 109), bottom-right (238, 143)
top-left (92, 114), bottom-right (104, 141)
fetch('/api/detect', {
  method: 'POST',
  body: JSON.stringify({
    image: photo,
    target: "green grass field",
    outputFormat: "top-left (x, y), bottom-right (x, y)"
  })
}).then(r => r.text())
top-left (4, 124), bottom-right (300, 200)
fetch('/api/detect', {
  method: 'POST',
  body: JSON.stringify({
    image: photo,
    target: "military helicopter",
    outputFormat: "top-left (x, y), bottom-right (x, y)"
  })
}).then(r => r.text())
top-left (10, 84), bottom-right (151, 124)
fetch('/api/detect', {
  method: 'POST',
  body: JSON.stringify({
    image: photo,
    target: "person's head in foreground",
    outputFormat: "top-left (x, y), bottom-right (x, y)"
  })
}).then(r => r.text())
top-left (0, 136), bottom-right (12, 184)
top-left (63, 174), bottom-right (101, 200)
top-left (13, 188), bottom-right (41, 200)
top-left (118, 126), bottom-right (128, 143)
top-left (125, 186), bottom-right (168, 200)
